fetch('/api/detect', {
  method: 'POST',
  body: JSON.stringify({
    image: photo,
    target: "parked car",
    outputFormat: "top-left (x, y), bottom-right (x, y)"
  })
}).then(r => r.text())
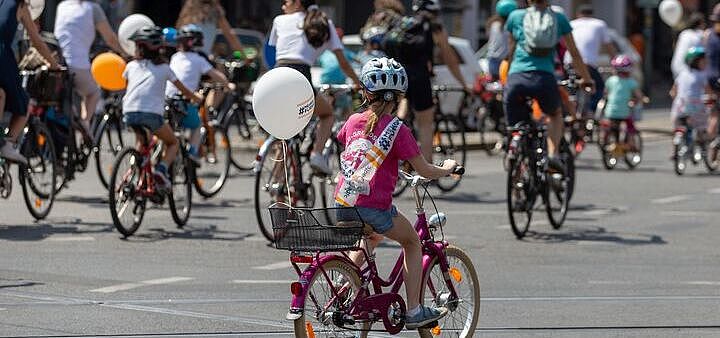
top-left (474, 29), bottom-right (644, 86)
top-left (311, 35), bottom-right (482, 114)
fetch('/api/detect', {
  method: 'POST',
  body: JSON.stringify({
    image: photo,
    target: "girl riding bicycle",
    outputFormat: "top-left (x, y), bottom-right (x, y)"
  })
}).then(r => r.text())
top-left (122, 26), bottom-right (200, 190)
top-left (603, 55), bottom-right (645, 150)
top-left (670, 47), bottom-right (712, 149)
top-left (335, 57), bottom-right (458, 329)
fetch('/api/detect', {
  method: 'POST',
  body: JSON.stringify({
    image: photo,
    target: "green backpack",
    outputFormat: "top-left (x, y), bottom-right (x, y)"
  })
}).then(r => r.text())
top-left (522, 6), bottom-right (558, 57)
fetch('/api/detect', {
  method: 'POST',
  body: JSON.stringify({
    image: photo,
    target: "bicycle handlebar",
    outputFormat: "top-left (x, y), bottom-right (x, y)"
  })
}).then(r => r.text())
top-left (399, 165), bottom-right (465, 185)
top-left (432, 84), bottom-right (466, 92)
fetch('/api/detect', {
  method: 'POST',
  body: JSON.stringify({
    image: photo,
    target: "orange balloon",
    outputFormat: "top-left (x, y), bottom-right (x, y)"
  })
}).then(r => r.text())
top-left (499, 60), bottom-right (509, 85)
top-left (91, 52), bottom-right (127, 91)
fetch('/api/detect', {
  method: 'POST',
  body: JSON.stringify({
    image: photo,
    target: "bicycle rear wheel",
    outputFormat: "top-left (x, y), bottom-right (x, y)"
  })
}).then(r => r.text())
top-left (544, 161), bottom-right (572, 229)
top-left (507, 154), bottom-right (533, 239)
top-left (433, 114), bottom-right (466, 192)
top-left (193, 127), bottom-right (231, 198)
top-left (705, 139), bottom-right (720, 172)
top-left (108, 148), bottom-right (146, 237)
top-left (169, 156), bottom-right (193, 227)
top-left (19, 122), bottom-right (57, 220)
top-left (419, 245), bottom-right (480, 338)
top-left (227, 107), bottom-right (265, 171)
top-left (94, 118), bottom-right (125, 190)
top-left (673, 132), bottom-right (687, 176)
top-left (293, 259), bottom-right (362, 338)
top-left (624, 131), bottom-right (643, 169)
top-left (601, 131), bottom-right (619, 170)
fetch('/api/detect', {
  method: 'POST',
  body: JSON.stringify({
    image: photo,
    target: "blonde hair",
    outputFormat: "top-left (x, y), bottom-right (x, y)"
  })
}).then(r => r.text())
top-left (364, 92), bottom-right (402, 135)
top-left (177, 0), bottom-right (224, 27)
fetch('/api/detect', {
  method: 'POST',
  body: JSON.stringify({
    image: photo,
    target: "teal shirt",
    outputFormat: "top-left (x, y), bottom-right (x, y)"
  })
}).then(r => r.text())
top-left (318, 49), bottom-right (356, 85)
top-left (505, 8), bottom-right (572, 75)
top-left (604, 75), bottom-right (638, 120)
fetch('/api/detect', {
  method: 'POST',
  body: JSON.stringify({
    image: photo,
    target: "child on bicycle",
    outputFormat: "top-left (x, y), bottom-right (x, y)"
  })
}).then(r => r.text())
top-left (335, 57), bottom-right (458, 329)
top-left (122, 26), bottom-right (201, 190)
top-left (670, 47), bottom-right (713, 148)
top-left (166, 24), bottom-right (232, 163)
top-left (603, 55), bottom-right (645, 150)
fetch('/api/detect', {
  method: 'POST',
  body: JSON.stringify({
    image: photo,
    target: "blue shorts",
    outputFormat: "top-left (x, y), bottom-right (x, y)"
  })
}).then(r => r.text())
top-left (503, 71), bottom-right (561, 126)
top-left (335, 204), bottom-right (398, 234)
top-left (123, 112), bottom-right (164, 132)
top-left (182, 104), bottom-right (201, 129)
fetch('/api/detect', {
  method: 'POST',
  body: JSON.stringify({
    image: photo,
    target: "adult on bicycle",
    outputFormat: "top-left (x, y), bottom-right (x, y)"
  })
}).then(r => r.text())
top-left (397, 0), bottom-right (472, 162)
top-left (563, 5), bottom-right (615, 117)
top-left (704, 4), bottom-right (720, 145)
top-left (268, 0), bottom-right (361, 175)
top-left (54, 0), bottom-right (128, 134)
top-left (504, 0), bottom-right (593, 168)
top-left (176, 0), bottom-right (245, 58)
top-left (0, 0), bottom-right (60, 164)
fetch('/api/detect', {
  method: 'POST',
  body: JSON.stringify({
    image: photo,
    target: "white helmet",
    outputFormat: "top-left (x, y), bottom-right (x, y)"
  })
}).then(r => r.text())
top-left (360, 57), bottom-right (408, 94)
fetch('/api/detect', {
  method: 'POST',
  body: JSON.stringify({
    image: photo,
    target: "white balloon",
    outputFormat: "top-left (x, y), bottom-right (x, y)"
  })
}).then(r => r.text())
top-left (659, 0), bottom-right (683, 27)
top-left (28, 0), bottom-right (44, 20)
top-left (252, 68), bottom-right (315, 140)
top-left (118, 14), bottom-right (154, 55)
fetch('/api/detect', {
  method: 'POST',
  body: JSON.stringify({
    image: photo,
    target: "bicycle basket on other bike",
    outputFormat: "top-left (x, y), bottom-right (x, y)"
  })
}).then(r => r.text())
top-left (269, 205), bottom-right (365, 252)
top-left (21, 67), bottom-right (66, 106)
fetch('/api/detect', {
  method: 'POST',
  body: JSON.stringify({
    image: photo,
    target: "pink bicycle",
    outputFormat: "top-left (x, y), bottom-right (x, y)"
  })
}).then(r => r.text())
top-left (270, 169), bottom-right (480, 337)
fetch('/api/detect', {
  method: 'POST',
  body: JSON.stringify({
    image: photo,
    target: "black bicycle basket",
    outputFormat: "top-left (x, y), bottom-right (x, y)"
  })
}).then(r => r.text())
top-left (22, 68), bottom-right (66, 106)
top-left (269, 205), bottom-right (365, 252)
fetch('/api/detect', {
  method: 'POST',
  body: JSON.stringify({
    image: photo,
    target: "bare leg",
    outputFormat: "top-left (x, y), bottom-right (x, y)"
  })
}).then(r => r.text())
top-left (0, 88), bottom-right (5, 124)
top-left (7, 114), bottom-right (28, 142)
top-left (347, 232), bottom-right (383, 267)
top-left (708, 111), bottom-right (719, 140)
top-left (312, 94), bottom-right (334, 155)
top-left (382, 212), bottom-right (423, 310)
top-left (189, 128), bottom-right (201, 150)
top-left (415, 107), bottom-right (435, 162)
top-left (154, 124), bottom-right (178, 165)
top-left (547, 108), bottom-right (564, 156)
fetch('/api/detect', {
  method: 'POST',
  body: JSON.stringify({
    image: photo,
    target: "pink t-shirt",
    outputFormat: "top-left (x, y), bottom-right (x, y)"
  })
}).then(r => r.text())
top-left (335, 111), bottom-right (421, 210)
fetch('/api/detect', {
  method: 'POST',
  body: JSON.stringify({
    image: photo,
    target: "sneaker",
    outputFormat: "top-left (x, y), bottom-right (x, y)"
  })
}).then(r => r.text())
top-left (310, 153), bottom-right (332, 176)
top-left (153, 166), bottom-right (172, 193)
top-left (405, 305), bottom-right (448, 329)
top-left (0, 141), bottom-right (28, 166)
top-left (547, 157), bottom-right (566, 174)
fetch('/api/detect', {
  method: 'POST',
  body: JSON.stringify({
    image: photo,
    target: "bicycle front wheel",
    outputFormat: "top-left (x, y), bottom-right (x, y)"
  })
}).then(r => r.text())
top-left (293, 259), bottom-right (362, 338)
top-left (109, 148), bottom-right (146, 237)
top-left (169, 157), bottom-right (193, 227)
top-left (705, 139), bottom-right (720, 172)
top-left (507, 154), bottom-right (533, 239)
top-left (227, 108), bottom-right (265, 171)
top-left (419, 245), bottom-right (480, 338)
top-left (19, 122), bottom-right (57, 220)
top-left (193, 127), bottom-right (231, 198)
top-left (434, 114), bottom-right (466, 192)
top-left (94, 118), bottom-right (126, 190)
top-left (624, 131), bottom-right (643, 169)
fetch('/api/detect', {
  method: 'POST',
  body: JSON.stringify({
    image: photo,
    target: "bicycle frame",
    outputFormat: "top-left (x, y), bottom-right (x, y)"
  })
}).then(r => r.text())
top-left (287, 176), bottom-right (458, 330)
top-left (126, 129), bottom-right (160, 199)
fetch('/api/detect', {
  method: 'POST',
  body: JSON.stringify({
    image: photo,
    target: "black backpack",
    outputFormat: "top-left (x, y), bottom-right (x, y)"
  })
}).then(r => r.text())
top-left (382, 15), bottom-right (431, 63)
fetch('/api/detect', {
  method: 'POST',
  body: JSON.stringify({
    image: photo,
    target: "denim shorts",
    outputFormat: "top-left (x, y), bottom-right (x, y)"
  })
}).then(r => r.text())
top-left (123, 112), bottom-right (164, 132)
top-left (335, 204), bottom-right (398, 234)
top-left (182, 104), bottom-right (201, 129)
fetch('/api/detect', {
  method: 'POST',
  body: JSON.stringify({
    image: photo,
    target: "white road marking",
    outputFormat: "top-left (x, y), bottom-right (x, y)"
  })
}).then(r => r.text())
top-left (686, 281), bottom-right (720, 286)
top-left (45, 236), bottom-right (95, 242)
top-left (709, 188), bottom-right (720, 194)
top-left (252, 261), bottom-right (292, 270)
top-left (90, 277), bottom-right (193, 293)
top-left (660, 211), bottom-right (718, 217)
top-left (231, 280), bottom-right (292, 284)
top-left (651, 195), bottom-right (691, 204)
top-left (589, 280), bottom-right (720, 286)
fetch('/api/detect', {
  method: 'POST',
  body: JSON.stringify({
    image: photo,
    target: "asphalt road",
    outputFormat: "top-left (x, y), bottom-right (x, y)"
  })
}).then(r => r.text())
top-left (0, 125), bottom-right (719, 337)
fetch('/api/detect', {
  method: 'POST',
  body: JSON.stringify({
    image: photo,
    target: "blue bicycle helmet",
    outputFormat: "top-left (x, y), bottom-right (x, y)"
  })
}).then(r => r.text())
top-left (361, 57), bottom-right (408, 95)
top-left (361, 26), bottom-right (387, 45)
top-left (496, 0), bottom-right (517, 18)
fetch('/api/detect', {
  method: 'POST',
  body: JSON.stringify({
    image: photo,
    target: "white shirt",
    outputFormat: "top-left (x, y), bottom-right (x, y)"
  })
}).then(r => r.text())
top-left (123, 60), bottom-right (178, 115)
top-left (564, 17), bottom-right (611, 67)
top-left (166, 51), bottom-right (214, 97)
top-left (54, 0), bottom-right (107, 69)
top-left (671, 29), bottom-right (704, 79)
top-left (268, 12), bottom-right (343, 65)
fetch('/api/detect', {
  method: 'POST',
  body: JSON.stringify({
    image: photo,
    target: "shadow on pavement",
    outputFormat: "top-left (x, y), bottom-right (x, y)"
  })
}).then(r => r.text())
top-left (428, 191), bottom-right (505, 204)
top-left (0, 218), bottom-right (113, 241)
top-left (0, 279), bottom-right (43, 289)
top-left (126, 224), bottom-right (255, 242)
top-left (524, 226), bottom-right (666, 246)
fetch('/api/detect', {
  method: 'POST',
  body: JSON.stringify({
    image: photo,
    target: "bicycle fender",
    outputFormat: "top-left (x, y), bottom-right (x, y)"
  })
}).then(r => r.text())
top-left (287, 255), bottom-right (361, 320)
top-left (253, 136), bottom-right (277, 173)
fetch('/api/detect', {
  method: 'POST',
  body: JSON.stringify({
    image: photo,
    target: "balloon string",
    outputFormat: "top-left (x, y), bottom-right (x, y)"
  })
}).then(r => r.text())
top-left (281, 140), bottom-right (292, 207)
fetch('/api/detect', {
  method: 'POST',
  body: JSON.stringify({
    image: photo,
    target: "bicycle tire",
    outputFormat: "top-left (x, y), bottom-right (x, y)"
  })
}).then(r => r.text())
top-left (624, 131), bottom-right (643, 169)
top-left (227, 108), bottom-right (264, 171)
top-left (601, 130), bottom-right (618, 170)
top-left (19, 122), bottom-right (57, 220)
top-left (704, 141), bottom-right (720, 172)
top-left (544, 160), bottom-right (571, 229)
top-left (673, 135), bottom-right (687, 176)
top-left (418, 245), bottom-right (480, 338)
top-left (193, 127), bottom-right (231, 198)
top-left (507, 154), bottom-right (533, 239)
top-left (293, 259), bottom-right (362, 338)
top-left (169, 157), bottom-right (193, 227)
top-left (94, 118), bottom-right (125, 190)
top-left (434, 114), bottom-right (466, 192)
top-left (108, 148), bottom-right (146, 237)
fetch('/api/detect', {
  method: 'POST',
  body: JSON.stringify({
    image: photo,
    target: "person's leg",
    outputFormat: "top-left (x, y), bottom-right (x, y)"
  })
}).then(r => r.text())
top-left (154, 124), bottom-right (178, 168)
top-left (0, 88), bottom-right (5, 122)
top-left (546, 108), bottom-right (564, 156)
top-left (72, 69), bottom-right (101, 132)
top-left (415, 107), bottom-right (435, 162)
top-left (381, 211), bottom-right (422, 309)
top-left (310, 94), bottom-right (335, 174)
top-left (708, 110), bottom-right (719, 141)
top-left (586, 66), bottom-right (605, 115)
top-left (535, 72), bottom-right (563, 156)
top-left (7, 114), bottom-right (27, 142)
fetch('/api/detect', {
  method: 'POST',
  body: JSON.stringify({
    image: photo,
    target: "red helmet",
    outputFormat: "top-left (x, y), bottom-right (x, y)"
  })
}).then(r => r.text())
top-left (611, 55), bottom-right (633, 73)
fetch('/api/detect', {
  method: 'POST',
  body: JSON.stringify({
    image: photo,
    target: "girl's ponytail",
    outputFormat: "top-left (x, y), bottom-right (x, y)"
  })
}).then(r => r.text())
top-left (301, 0), bottom-right (330, 48)
top-left (364, 94), bottom-right (400, 135)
